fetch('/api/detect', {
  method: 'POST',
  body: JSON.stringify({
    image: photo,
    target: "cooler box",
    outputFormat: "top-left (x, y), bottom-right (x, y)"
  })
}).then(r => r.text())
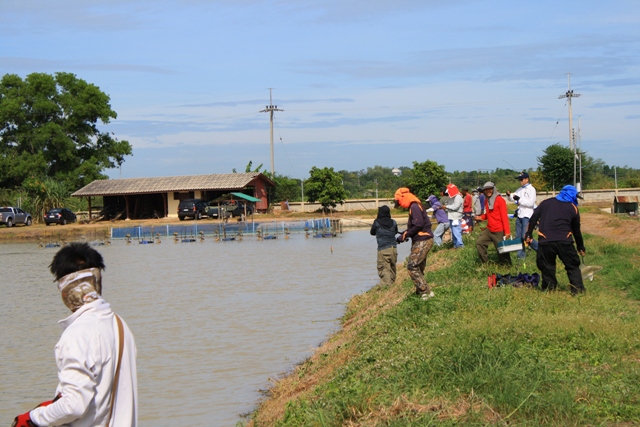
top-left (497, 238), bottom-right (524, 254)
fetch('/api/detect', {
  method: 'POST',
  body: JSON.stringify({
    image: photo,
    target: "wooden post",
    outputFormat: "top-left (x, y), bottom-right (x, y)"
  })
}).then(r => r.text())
top-left (124, 195), bottom-right (130, 220)
top-left (162, 193), bottom-right (168, 217)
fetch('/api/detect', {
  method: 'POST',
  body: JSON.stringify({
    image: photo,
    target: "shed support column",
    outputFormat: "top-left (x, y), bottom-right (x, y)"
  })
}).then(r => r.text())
top-left (124, 195), bottom-right (130, 220)
top-left (162, 193), bottom-right (168, 217)
top-left (88, 197), bottom-right (92, 220)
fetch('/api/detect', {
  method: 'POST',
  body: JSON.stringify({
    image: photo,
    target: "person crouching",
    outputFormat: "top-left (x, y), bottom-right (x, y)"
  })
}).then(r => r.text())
top-left (475, 181), bottom-right (512, 265)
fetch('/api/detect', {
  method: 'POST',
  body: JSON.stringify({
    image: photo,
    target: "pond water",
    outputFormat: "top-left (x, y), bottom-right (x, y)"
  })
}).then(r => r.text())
top-left (0, 230), bottom-right (410, 426)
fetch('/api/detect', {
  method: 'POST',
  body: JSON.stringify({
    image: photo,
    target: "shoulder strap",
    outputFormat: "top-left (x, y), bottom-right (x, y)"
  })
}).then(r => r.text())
top-left (106, 315), bottom-right (125, 427)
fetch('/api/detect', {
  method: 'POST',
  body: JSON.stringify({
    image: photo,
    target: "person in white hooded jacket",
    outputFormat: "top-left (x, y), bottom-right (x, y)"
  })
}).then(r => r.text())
top-left (12, 242), bottom-right (137, 427)
top-left (506, 172), bottom-right (539, 258)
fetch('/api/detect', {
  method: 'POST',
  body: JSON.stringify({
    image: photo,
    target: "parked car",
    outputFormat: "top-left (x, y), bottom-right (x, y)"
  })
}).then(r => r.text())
top-left (225, 202), bottom-right (253, 217)
top-left (0, 207), bottom-right (33, 227)
top-left (206, 204), bottom-right (230, 219)
top-left (44, 208), bottom-right (77, 225)
top-left (206, 201), bottom-right (253, 219)
top-left (178, 198), bottom-right (208, 220)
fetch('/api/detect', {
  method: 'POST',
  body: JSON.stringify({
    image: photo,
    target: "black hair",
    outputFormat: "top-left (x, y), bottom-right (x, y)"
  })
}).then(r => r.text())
top-left (50, 242), bottom-right (106, 280)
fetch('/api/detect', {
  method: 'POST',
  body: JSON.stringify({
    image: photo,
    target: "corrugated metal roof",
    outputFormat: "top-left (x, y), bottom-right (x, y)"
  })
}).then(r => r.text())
top-left (72, 173), bottom-right (272, 197)
top-left (614, 196), bottom-right (639, 203)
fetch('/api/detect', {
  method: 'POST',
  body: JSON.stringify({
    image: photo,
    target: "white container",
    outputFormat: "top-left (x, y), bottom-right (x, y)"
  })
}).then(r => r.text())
top-left (497, 238), bottom-right (524, 254)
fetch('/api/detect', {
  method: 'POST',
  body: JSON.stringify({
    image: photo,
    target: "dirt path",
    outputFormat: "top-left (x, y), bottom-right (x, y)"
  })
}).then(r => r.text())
top-left (579, 210), bottom-right (640, 245)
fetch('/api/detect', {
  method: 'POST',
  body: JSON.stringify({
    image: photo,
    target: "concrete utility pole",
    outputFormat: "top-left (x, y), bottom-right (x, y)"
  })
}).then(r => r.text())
top-left (260, 89), bottom-right (283, 177)
top-left (558, 73), bottom-right (581, 151)
top-left (559, 74), bottom-right (582, 189)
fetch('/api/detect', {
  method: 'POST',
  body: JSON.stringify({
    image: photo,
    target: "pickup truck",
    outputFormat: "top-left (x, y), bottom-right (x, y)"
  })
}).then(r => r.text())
top-left (207, 202), bottom-right (253, 219)
top-left (0, 207), bottom-right (33, 227)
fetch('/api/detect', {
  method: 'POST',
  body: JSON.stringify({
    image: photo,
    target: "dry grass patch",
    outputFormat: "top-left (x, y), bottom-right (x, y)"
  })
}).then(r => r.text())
top-left (341, 393), bottom-right (502, 427)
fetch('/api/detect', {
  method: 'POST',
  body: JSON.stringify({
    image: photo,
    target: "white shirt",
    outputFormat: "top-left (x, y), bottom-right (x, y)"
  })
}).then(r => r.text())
top-left (31, 299), bottom-right (137, 427)
top-left (445, 194), bottom-right (464, 221)
top-left (509, 183), bottom-right (537, 219)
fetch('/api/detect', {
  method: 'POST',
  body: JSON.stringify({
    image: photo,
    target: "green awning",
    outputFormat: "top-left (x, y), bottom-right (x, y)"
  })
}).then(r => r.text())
top-left (230, 192), bottom-right (262, 202)
top-left (211, 192), bottom-right (262, 203)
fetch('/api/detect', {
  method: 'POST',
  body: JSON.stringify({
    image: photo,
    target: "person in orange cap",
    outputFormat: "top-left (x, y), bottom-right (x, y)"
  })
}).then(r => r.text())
top-left (444, 183), bottom-right (465, 248)
top-left (394, 187), bottom-right (435, 300)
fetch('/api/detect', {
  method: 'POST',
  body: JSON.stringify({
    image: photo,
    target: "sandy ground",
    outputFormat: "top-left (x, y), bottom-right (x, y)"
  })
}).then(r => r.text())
top-left (579, 210), bottom-right (640, 245)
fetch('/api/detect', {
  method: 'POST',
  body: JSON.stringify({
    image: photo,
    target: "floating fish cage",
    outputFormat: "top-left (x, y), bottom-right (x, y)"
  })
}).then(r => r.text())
top-left (110, 218), bottom-right (342, 240)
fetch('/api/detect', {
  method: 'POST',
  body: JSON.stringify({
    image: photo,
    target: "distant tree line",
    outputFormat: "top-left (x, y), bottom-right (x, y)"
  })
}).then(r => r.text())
top-left (270, 147), bottom-right (640, 209)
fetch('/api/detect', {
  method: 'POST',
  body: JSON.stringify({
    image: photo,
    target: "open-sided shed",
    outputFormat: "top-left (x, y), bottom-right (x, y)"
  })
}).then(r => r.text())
top-left (613, 195), bottom-right (639, 214)
top-left (72, 173), bottom-right (275, 220)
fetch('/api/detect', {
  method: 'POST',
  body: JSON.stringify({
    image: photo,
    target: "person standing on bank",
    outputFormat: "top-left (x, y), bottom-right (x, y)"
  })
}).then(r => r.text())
top-left (475, 181), bottom-right (512, 265)
top-left (427, 194), bottom-right (449, 246)
top-left (461, 186), bottom-right (474, 233)
top-left (472, 188), bottom-right (482, 217)
top-left (525, 185), bottom-right (586, 295)
top-left (370, 205), bottom-right (399, 286)
top-left (444, 183), bottom-right (465, 248)
top-left (506, 172), bottom-right (538, 258)
top-left (394, 187), bottom-right (435, 300)
top-left (12, 242), bottom-right (138, 427)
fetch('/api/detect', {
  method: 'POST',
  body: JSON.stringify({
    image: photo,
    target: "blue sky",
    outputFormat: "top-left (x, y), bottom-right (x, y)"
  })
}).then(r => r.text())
top-left (1, 0), bottom-right (639, 180)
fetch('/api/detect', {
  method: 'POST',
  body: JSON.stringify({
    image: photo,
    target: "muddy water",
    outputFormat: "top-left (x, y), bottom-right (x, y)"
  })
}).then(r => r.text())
top-left (0, 230), bottom-right (410, 426)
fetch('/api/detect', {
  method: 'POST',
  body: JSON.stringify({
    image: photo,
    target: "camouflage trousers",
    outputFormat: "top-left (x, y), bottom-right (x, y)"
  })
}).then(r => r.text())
top-left (407, 239), bottom-right (434, 295)
top-left (376, 246), bottom-right (398, 286)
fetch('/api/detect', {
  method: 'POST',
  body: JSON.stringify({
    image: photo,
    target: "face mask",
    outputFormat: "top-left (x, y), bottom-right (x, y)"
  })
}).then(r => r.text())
top-left (57, 268), bottom-right (102, 312)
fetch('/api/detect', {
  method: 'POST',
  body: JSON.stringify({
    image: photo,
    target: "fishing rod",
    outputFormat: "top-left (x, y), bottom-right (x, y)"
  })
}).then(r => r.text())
top-left (356, 199), bottom-right (378, 220)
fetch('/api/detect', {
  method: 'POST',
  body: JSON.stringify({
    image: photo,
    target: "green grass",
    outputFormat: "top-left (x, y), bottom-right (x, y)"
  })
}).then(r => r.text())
top-left (252, 230), bottom-right (640, 426)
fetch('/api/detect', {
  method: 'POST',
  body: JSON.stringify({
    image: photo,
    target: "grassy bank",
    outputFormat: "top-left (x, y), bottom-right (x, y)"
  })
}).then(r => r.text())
top-left (247, 219), bottom-right (640, 426)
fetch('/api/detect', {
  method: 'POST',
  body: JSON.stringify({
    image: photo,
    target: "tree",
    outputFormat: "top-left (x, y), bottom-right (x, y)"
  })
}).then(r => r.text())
top-left (244, 160), bottom-right (264, 173)
top-left (272, 173), bottom-right (301, 202)
top-left (304, 166), bottom-right (348, 210)
top-left (20, 176), bottom-right (70, 223)
top-left (403, 160), bottom-right (448, 202)
top-left (356, 166), bottom-right (405, 199)
top-left (338, 166), bottom-right (412, 199)
top-left (0, 72), bottom-right (132, 190)
top-left (537, 144), bottom-right (573, 190)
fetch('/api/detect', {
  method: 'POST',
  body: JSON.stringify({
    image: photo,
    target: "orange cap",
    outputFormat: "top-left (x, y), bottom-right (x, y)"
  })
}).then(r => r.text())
top-left (394, 187), bottom-right (421, 209)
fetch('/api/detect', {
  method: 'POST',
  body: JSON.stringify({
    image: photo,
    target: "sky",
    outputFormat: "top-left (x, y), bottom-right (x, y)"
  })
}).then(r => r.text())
top-left (1, 0), bottom-right (639, 180)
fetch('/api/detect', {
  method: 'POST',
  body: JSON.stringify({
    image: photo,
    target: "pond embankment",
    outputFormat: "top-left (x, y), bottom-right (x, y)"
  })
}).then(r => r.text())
top-left (245, 210), bottom-right (640, 426)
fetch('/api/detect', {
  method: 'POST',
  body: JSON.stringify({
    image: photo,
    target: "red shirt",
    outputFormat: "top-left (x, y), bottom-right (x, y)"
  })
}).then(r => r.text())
top-left (463, 193), bottom-right (473, 213)
top-left (478, 196), bottom-right (510, 234)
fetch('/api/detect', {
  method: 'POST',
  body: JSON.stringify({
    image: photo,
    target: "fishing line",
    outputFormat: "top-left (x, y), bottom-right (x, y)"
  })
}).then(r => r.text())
top-left (548, 100), bottom-right (567, 143)
top-left (273, 115), bottom-right (301, 179)
top-left (356, 199), bottom-right (378, 220)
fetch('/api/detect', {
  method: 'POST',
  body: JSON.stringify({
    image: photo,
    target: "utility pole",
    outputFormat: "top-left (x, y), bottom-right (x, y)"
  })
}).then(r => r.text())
top-left (260, 89), bottom-right (283, 177)
top-left (558, 73), bottom-right (581, 151)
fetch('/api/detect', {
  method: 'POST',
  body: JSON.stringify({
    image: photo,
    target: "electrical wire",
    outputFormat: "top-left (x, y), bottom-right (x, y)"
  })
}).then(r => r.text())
top-left (272, 115), bottom-right (302, 180)
top-left (548, 100), bottom-right (567, 144)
